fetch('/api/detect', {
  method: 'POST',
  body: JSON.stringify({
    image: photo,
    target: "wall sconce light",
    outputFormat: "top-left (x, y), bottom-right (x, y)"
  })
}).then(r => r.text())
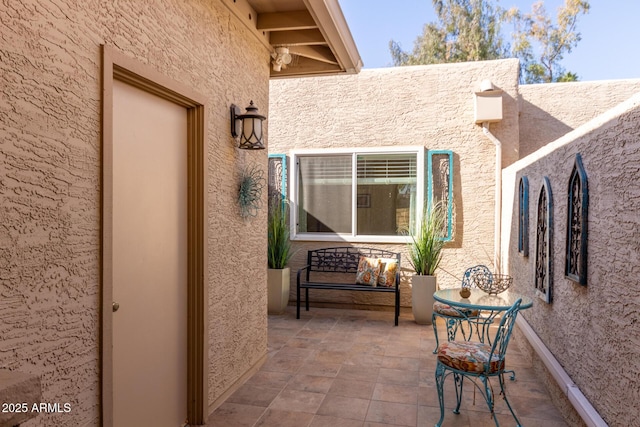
top-left (230, 101), bottom-right (266, 150)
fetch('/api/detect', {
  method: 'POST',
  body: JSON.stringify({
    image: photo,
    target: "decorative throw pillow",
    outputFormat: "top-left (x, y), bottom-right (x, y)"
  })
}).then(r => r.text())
top-left (377, 258), bottom-right (398, 287)
top-left (355, 256), bottom-right (381, 286)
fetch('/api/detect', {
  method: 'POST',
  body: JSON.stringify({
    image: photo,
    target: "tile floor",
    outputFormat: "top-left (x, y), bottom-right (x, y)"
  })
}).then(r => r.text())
top-left (207, 306), bottom-right (568, 427)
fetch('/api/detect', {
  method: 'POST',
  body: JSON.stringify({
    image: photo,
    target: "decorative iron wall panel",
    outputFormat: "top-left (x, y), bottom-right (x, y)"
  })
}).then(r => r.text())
top-left (535, 177), bottom-right (553, 303)
top-left (268, 154), bottom-right (287, 206)
top-left (518, 176), bottom-right (529, 257)
top-left (427, 150), bottom-right (454, 241)
top-left (565, 154), bottom-right (588, 285)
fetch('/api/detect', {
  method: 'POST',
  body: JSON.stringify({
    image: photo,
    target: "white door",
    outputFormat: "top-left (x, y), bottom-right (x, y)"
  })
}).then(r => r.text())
top-left (112, 79), bottom-right (188, 426)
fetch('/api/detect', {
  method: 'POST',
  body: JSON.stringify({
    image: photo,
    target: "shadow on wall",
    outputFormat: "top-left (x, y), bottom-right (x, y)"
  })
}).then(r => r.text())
top-left (519, 99), bottom-right (573, 158)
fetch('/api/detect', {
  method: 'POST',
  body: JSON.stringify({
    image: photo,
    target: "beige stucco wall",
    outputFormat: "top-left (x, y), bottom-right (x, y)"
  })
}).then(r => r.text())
top-left (505, 93), bottom-right (640, 427)
top-left (0, 1), bottom-right (269, 425)
top-left (269, 59), bottom-right (520, 309)
top-left (519, 79), bottom-right (640, 157)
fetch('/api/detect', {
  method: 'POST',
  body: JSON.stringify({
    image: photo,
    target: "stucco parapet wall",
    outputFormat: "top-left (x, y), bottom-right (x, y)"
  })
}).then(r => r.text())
top-left (502, 90), bottom-right (640, 427)
top-left (270, 58), bottom-right (521, 166)
top-left (508, 90), bottom-right (640, 173)
top-left (502, 88), bottom-right (640, 289)
top-left (518, 79), bottom-right (640, 157)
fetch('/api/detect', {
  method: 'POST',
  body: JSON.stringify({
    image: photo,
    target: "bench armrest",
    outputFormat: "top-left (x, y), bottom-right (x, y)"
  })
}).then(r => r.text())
top-left (296, 265), bottom-right (311, 285)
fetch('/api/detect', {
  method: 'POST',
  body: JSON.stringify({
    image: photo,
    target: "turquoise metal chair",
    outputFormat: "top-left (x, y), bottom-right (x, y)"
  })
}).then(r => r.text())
top-left (432, 265), bottom-right (492, 353)
top-left (434, 298), bottom-right (523, 427)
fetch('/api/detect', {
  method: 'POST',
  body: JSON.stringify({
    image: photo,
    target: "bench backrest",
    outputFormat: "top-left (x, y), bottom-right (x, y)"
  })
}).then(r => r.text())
top-left (307, 247), bottom-right (401, 276)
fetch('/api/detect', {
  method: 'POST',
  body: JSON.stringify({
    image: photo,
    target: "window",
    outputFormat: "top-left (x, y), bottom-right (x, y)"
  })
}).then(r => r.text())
top-left (291, 147), bottom-right (425, 242)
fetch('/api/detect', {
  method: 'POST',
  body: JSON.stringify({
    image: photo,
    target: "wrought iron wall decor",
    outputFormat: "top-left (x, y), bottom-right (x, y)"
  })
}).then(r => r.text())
top-left (518, 176), bottom-right (529, 257)
top-left (535, 177), bottom-right (553, 303)
top-left (427, 150), bottom-right (454, 241)
top-left (565, 154), bottom-right (588, 285)
top-left (268, 154), bottom-right (287, 207)
top-left (238, 164), bottom-right (265, 218)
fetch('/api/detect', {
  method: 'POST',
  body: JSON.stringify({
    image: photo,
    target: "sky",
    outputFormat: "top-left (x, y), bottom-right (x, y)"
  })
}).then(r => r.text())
top-left (339, 0), bottom-right (640, 82)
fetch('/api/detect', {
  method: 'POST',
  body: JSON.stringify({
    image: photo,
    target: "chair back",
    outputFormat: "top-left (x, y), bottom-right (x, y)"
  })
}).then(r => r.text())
top-left (486, 298), bottom-right (522, 370)
top-left (462, 265), bottom-right (492, 289)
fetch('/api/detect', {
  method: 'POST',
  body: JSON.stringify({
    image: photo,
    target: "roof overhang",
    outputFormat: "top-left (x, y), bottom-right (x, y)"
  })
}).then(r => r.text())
top-left (220, 0), bottom-right (362, 78)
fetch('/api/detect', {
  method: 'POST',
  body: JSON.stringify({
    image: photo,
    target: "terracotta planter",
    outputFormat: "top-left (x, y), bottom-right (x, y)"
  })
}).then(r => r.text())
top-left (411, 275), bottom-right (436, 325)
top-left (267, 267), bottom-right (290, 314)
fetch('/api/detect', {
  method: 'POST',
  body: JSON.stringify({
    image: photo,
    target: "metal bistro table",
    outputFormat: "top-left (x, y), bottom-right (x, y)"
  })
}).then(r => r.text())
top-left (433, 288), bottom-right (533, 345)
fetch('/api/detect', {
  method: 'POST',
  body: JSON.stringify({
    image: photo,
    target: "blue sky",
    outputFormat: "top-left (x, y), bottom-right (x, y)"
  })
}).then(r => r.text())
top-left (339, 0), bottom-right (640, 81)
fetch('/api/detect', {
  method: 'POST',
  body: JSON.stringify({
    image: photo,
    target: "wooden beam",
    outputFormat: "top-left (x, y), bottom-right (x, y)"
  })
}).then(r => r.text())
top-left (271, 56), bottom-right (342, 77)
top-left (288, 45), bottom-right (337, 64)
top-left (257, 10), bottom-right (316, 31)
top-left (269, 29), bottom-right (326, 46)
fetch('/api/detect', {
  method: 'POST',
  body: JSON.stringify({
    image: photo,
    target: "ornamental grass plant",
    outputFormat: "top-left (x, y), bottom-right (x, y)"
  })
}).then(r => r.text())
top-left (408, 203), bottom-right (447, 276)
top-left (267, 197), bottom-right (292, 269)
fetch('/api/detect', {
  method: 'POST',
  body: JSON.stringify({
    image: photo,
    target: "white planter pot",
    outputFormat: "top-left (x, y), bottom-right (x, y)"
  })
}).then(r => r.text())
top-left (267, 267), bottom-right (290, 315)
top-left (411, 275), bottom-right (436, 325)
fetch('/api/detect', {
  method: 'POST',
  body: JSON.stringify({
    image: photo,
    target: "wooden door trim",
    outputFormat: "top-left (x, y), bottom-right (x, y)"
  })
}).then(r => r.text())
top-left (101, 45), bottom-right (208, 426)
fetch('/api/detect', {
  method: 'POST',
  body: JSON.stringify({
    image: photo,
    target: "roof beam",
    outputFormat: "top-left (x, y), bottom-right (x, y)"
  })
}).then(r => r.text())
top-left (288, 45), bottom-right (337, 64)
top-left (257, 10), bottom-right (317, 31)
top-left (269, 29), bottom-right (326, 46)
top-left (271, 56), bottom-right (342, 77)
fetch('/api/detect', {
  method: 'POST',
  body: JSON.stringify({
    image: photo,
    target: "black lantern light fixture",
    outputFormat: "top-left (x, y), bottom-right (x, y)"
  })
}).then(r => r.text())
top-left (230, 101), bottom-right (266, 150)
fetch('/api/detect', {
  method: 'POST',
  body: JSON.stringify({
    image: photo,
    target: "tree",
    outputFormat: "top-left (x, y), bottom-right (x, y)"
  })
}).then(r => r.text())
top-left (390, 0), bottom-right (509, 66)
top-left (389, 0), bottom-right (590, 84)
top-left (508, 0), bottom-right (590, 83)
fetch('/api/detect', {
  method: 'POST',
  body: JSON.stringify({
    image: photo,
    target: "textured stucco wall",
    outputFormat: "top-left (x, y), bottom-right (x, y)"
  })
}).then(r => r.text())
top-left (0, 1), bottom-right (269, 425)
top-left (506, 94), bottom-right (640, 427)
top-left (519, 79), bottom-right (640, 157)
top-left (269, 60), bottom-right (520, 309)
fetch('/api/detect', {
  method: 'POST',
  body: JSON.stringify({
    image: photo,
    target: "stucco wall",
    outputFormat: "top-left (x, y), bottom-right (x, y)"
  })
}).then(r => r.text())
top-left (519, 79), bottom-right (640, 157)
top-left (269, 60), bottom-right (520, 309)
top-left (505, 94), bottom-right (640, 427)
top-left (0, 1), bottom-right (269, 425)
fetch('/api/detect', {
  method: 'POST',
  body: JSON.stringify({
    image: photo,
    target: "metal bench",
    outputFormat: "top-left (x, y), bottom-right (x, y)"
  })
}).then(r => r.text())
top-left (296, 247), bottom-right (401, 326)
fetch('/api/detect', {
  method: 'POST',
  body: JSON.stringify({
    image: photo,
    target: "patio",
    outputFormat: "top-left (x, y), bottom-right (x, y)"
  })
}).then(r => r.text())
top-left (207, 306), bottom-right (568, 427)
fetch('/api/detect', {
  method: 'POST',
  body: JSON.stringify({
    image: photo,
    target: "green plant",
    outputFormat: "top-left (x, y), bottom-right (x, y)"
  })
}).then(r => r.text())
top-left (267, 198), bottom-right (292, 269)
top-left (407, 203), bottom-right (447, 275)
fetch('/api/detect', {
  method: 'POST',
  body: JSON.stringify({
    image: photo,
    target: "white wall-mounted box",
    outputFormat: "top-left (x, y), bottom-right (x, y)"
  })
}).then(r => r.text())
top-left (474, 89), bottom-right (503, 123)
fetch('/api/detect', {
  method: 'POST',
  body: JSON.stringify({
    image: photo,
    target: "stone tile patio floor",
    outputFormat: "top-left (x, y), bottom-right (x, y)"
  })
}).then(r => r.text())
top-left (207, 306), bottom-right (568, 427)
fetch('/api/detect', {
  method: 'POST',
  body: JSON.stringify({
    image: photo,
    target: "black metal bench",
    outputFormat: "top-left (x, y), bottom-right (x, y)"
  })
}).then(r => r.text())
top-left (296, 247), bottom-right (401, 326)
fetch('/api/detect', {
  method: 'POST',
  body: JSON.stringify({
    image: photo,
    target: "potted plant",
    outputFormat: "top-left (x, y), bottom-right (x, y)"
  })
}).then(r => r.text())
top-left (407, 203), bottom-right (446, 324)
top-left (267, 198), bottom-right (293, 314)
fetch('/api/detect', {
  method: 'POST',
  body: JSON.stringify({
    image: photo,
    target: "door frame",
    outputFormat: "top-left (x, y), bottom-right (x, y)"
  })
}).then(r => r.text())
top-left (101, 45), bottom-right (208, 426)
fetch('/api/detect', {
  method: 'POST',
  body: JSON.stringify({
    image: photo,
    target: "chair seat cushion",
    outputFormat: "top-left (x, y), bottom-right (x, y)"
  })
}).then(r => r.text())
top-left (437, 341), bottom-right (505, 374)
top-left (433, 301), bottom-right (479, 317)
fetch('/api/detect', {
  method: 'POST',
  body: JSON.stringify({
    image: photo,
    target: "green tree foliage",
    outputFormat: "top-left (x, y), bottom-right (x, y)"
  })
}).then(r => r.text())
top-left (508, 0), bottom-right (589, 83)
top-left (390, 0), bottom-right (508, 65)
top-left (390, 0), bottom-right (589, 84)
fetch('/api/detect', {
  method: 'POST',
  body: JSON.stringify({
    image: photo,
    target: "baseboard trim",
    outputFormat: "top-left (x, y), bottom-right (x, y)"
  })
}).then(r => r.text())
top-left (516, 316), bottom-right (608, 427)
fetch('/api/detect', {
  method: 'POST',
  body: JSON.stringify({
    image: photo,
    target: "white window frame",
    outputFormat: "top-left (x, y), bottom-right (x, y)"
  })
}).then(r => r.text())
top-left (290, 146), bottom-right (426, 243)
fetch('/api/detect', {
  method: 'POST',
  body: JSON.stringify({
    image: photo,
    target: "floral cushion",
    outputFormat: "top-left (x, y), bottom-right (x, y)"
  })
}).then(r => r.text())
top-left (437, 341), bottom-right (504, 374)
top-left (355, 256), bottom-right (381, 286)
top-left (377, 258), bottom-right (398, 288)
top-left (433, 301), bottom-right (479, 317)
